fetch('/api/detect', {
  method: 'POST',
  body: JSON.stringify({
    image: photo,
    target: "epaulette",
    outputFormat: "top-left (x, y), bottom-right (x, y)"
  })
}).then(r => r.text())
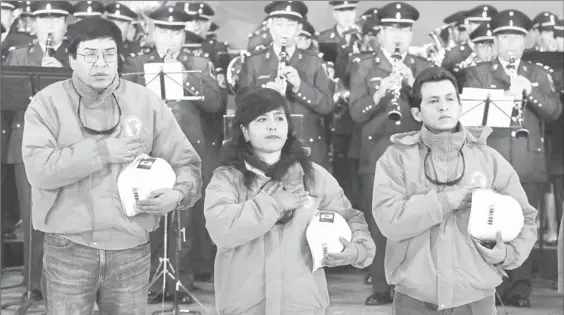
top-left (8, 42), bottom-right (34, 52)
top-left (352, 52), bottom-right (375, 63)
top-left (532, 61), bottom-right (554, 73)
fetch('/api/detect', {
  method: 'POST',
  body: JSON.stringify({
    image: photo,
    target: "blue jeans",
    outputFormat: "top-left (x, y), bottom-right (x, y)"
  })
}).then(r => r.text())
top-left (393, 291), bottom-right (497, 315)
top-left (42, 233), bottom-right (150, 315)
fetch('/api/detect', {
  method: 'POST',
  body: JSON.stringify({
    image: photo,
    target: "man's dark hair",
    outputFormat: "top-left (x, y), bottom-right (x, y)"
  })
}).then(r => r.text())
top-left (67, 17), bottom-right (123, 59)
top-left (410, 66), bottom-right (460, 109)
top-left (220, 87), bottom-right (314, 189)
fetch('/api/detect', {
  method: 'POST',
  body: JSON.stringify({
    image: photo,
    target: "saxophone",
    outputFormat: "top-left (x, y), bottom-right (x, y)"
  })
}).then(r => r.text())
top-left (275, 37), bottom-right (288, 96)
top-left (388, 46), bottom-right (403, 125)
top-left (507, 56), bottom-right (529, 139)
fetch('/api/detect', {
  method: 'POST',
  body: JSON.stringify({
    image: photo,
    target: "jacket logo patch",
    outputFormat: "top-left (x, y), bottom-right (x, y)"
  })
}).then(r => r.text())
top-left (469, 170), bottom-right (488, 188)
top-left (125, 116), bottom-right (142, 137)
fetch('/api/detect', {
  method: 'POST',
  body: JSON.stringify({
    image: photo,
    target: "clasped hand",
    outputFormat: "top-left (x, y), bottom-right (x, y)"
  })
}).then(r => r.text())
top-left (471, 231), bottom-right (507, 266)
top-left (322, 237), bottom-right (359, 267)
top-left (509, 75), bottom-right (532, 96)
top-left (104, 137), bottom-right (142, 164)
top-left (264, 66), bottom-right (301, 93)
top-left (137, 188), bottom-right (181, 216)
top-left (376, 64), bottom-right (415, 99)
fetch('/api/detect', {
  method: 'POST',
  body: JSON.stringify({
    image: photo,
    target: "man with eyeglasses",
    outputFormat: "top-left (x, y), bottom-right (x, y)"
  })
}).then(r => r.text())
top-left (348, 1), bottom-right (433, 306)
top-left (464, 9), bottom-right (562, 307)
top-left (20, 17), bottom-right (202, 314)
top-left (442, 5), bottom-right (498, 74)
top-left (4, 0), bottom-right (73, 302)
top-left (122, 4), bottom-right (223, 304)
top-left (372, 66), bottom-right (537, 315)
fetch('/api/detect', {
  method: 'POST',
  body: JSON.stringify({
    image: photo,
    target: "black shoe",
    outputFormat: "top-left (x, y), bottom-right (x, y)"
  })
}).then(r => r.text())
top-left (365, 292), bottom-right (393, 306)
top-left (21, 289), bottom-right (43, 302)
top-left (364, 274), bottom-right (372, 285)
top-left (165, 292), bottom-right (194, 304)
top-left (148, 291), bottom-right (165, 304)
top-left (505, 295), bottom-right (530, 307)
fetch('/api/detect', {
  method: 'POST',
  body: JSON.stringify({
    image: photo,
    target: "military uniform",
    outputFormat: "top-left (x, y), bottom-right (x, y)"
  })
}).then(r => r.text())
top-left (464, 9), bottom-right (562, 306)
top-left (123, 5), bottom-right (223, 297)
top-left (105, 3), bottom-right (141, 59)
top-left (4, 0), bottom-right (73, 299)
top-left (238, 46), bottom-right (334, 169)
top-left (247, 26), bottom-right (272, 52)
top-left (349, 1), bottom-right (433, 305)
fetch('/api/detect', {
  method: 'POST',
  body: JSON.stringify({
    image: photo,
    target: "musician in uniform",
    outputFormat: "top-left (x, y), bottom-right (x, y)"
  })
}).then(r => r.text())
top-left (348, 1), bottom-right (433, 305)
top-left (527, 12), bottom-right (557, 52)
top-left (72, 1), bottom-right (104, 21)
top-left (14, 0), bottom-right (35, 36)
top-left (105, 3), bottom-right (141, 58)
top-left (206, 21), bottom-right (218, 41)
top-left (247, 18), bottom-right (272, 52)
top-left (1, 1), bottom-right (34, 62)
top-left (451, 21), bottom-right (496, 89)
top-left (464, 9), bottom-right (562, 307)
top-left (122, 5), bottom-right (222, 303)
top-left (442, 10), bottom-right (469, 48)
top-left (238, 0), bottom-right (334, 170)
top-left (441, 5), bottom-right (498, 72)
top-left (4, 0), bottom-right (73, 302)
top-left (296, 18), bottom-right (317, 52)
top-left (556, 18), bottom-right (564, 52)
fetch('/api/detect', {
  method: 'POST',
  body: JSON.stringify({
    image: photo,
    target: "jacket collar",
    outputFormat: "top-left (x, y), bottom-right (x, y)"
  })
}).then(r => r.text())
top-left (390, 123), bottom-right (493, 156)
top-left (244, 160), bottom-right (304, 186)
top-left (71, 71), bottom-right (120, 108)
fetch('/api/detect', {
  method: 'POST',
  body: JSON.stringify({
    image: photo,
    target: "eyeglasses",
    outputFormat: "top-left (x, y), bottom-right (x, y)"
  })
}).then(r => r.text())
top-left (76, 51), bottom-right (119, 64)
top-left (424, 145), bottom-right (466, 186)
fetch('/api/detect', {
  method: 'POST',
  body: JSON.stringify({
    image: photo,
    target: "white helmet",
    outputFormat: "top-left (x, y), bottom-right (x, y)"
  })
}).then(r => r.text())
top-left (468, 189), bottom-right (524, 243)
top-left (306, 210), bottom-right (352, 273)
top-left (117, 154), bottom-right (176, 217)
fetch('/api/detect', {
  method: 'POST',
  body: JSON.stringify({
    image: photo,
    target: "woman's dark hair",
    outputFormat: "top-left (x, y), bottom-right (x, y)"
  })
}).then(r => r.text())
top-left (67, 17), bottom-right (124, 72)
top-left (410, 66), bottom-right (460, 109)
top-left (220, 87), bottom-right (314, 189)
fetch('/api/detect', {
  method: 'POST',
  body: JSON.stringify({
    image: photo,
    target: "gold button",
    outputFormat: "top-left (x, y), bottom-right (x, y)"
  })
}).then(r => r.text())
top-left (317, 136), bottom-right (322, 139)
top-left (309, 138), bottom-right (314, 142)
top-left (197, 140), bottom-right (201, 144)
top-left (368, 136), bottom-right (372, 140)
top-left (16, 124), bottom-right (20, 128)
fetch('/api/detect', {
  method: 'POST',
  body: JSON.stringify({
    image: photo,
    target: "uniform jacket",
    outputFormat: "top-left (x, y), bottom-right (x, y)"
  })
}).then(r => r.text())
top-left (547, 68), bottom-right (564, 176)
top-left (441, 42), bottom-right (473, 71)
top-left (1, 31), bottom-right (34, 64)
top-left (204, 162), bottom-right (375, 315)
top-left (246, 28), bottom-right (272, 52)
top-left (464, 58), bottom-right (562, 183)
top-left (349, 49), bottom-right (432, 175)
top-left (5, 41), bottom-right (70, 164)
top-left (373, 125), bottom-right (537, 310)
top-left (237, 45), bottom-right (335, 169)
top-left (122, 49), bottom-right (223, 182)
top-left (22, 74), bottom-right (202, 249)
top-left (317, 26), bottom-right (358, 137)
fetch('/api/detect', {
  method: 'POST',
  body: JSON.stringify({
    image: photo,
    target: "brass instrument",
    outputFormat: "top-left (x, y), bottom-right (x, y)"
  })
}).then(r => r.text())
top-left (388, 47), bottom-right (403, 124)
top-left (454, 52), bottom-right (478, 71)
top-left (275, 37), bottom-right (288, 96)
top-left (44, 33), bottom-right (54, 57)
top-left (426, 26), bottom-right (448, 66)
top-left (226, 50), bottom-right (247, 94)
top-left (507, 56), bottom-right (529, 139)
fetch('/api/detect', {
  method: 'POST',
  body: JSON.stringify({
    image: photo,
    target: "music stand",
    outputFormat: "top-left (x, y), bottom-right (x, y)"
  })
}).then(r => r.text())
top-left (459, 88), bottom-right (516, 129)
top-left (0, 66), bottom-right (72, 315)
top-left (124, 63), bottom-right (207, 315)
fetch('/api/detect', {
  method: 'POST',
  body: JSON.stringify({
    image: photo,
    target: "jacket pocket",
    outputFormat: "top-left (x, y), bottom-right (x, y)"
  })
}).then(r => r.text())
top-left (284, 271), bottom-right (329, 310)
top-left (32, 187), bottom-right (61, 226)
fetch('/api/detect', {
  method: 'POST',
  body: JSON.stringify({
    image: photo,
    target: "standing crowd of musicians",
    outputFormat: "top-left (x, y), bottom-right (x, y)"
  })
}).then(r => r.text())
top-left (0, 0), bottom-right (562, 314)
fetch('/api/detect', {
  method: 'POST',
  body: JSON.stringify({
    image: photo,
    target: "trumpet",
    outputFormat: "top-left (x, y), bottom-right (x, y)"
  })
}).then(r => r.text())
top-left (45, 33), bottom-right (54, 58)
top-left (507, 56), bottom-right (529, 139)
top-left (388, 46), bottom-right (403, 125)
top-left (275, 37), bottom-right (288, 96)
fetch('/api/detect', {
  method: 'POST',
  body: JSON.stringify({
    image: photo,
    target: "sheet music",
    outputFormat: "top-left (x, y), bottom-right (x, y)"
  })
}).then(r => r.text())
top-left (460, 88), bottom-right (516, 128)
top-left (143, 63), bottom-right (185, 100)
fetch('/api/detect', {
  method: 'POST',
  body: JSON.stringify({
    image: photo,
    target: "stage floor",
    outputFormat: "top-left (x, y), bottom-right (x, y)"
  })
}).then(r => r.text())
top-left (1, 270), bottom-right (562, 315)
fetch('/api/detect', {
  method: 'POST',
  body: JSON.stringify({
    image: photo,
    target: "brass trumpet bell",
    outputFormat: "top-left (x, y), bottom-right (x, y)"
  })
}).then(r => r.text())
top-left (513, 128), bottom-right (529, 140)
top-left (388, 110), bottom-right (402, 124)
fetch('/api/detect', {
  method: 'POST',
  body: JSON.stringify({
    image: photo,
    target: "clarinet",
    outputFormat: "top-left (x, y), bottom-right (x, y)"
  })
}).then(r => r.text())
top-left (44, 33), bottom-right (54, 58)
top-left (388, 46), bottom-right (403, 125)
top-left (508, 56), bottom-right (529, 139)
top-left (275, 37), bottom-right (288, 96)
